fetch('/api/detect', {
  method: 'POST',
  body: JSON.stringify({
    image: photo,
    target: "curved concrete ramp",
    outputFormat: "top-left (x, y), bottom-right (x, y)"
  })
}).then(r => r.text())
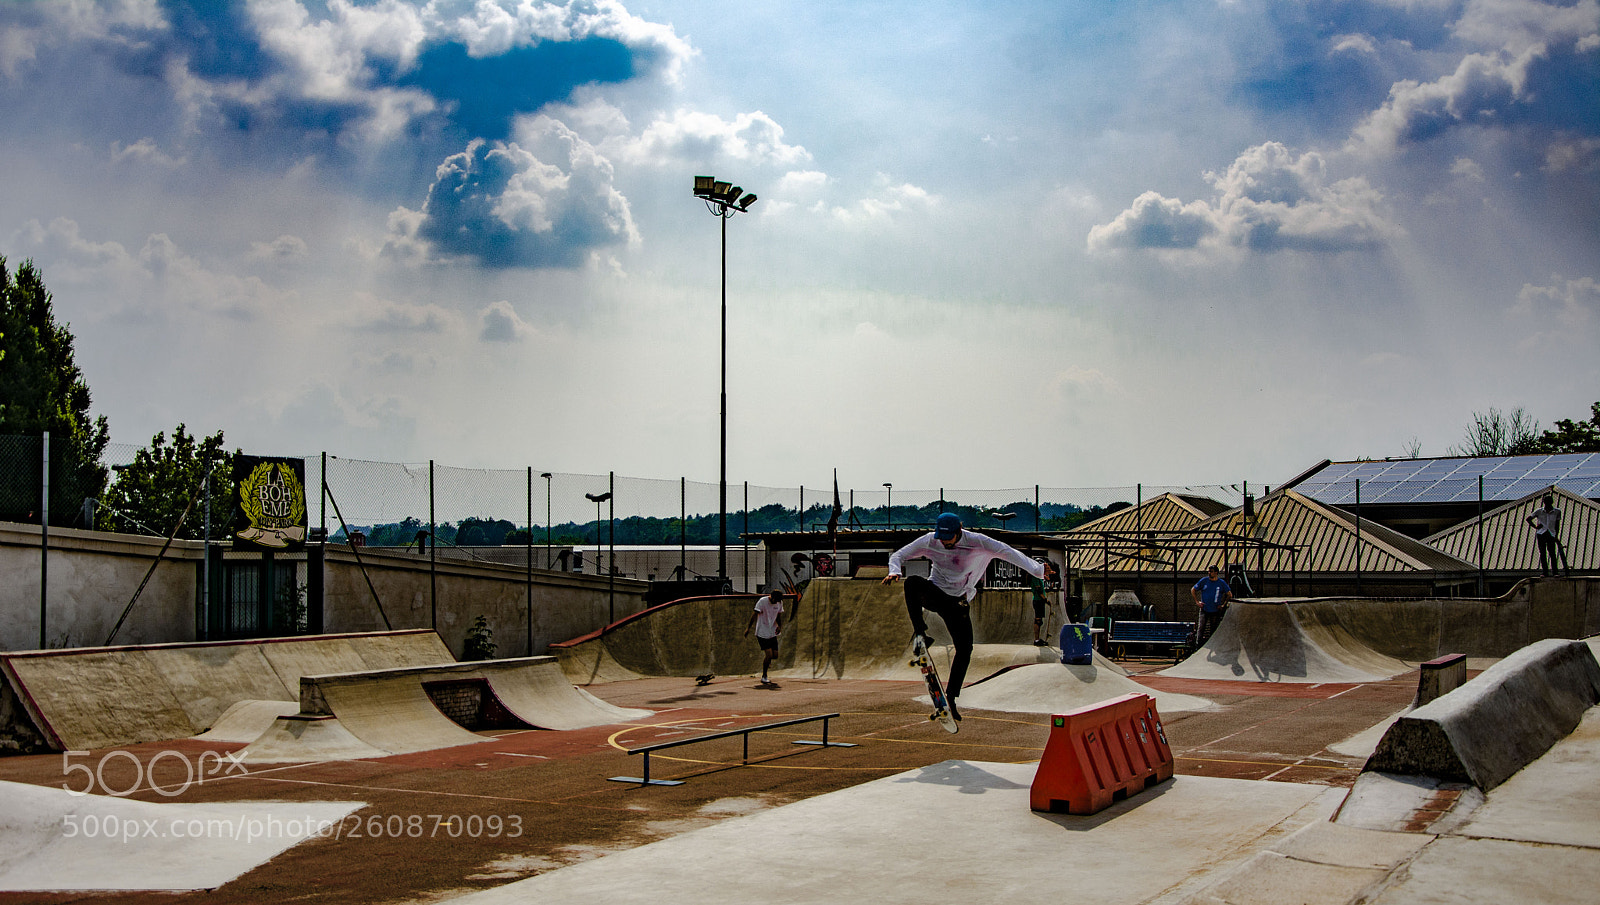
top-left (0, 630), bottom-right (455, 751)
top-left (1162, 582), bottom-right (1600, 684)
top-left (959, 661), bottom-right (1217, 715)
top-left (192, 699), bottom-right (300, 744)
top-left (240, 714), bottom-right (391, 764)
top-left (241, 657), bottom-right (653, 762)
top-left (553, 578), bottom-right (1071, 686)
top-left (1161, 600), bottom-right (1415, 684)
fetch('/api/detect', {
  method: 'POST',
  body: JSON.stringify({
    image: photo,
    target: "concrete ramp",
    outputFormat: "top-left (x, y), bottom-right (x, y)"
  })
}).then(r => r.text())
top-left (553, 578), bottom-right (1069, 686)
top-left (0, 630), bottom-right (453, 751)
top-left (959, 661), bottom-right (1217, 715)
top-left (1163, 582), bottom-right (1600, 684)
top-left (239, 657), bottom-right (653, 762)
top-left (1364, 638), bottom-right (1600, 789)
top-left (192, 699), bottom-right (300, 744)
top-left (1162, 600), bottom-right (1416, 684)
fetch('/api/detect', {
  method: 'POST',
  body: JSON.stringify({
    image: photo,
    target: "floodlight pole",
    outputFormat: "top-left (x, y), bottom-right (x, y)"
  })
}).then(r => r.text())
top-left (694, 176), bottom-right (758, 587)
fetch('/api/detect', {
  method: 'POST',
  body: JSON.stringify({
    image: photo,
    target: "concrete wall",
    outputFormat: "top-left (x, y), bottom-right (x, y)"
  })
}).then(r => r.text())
top-left (321, 547), bottom-right (647, 659)
top-left (1, 522), bottom-right (648, 657)
top-left (0, 523), bottom-right (198, 650)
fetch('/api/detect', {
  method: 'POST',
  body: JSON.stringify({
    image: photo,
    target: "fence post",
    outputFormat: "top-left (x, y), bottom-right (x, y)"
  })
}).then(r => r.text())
top-left (429, 459), bottom-right (437, 630)
top-left (40, 431), bottom-right (49, 649)
top-left (527, 466), bottom-right (534, 656)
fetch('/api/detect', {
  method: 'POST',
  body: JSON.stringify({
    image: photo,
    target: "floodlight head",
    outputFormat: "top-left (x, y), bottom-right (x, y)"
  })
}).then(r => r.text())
top-left (693, 176), bottom-right (715, 198)
top-left (738, 192), bottom-right (758, 210)
top-left (712, 181), bottom-right (732, 199)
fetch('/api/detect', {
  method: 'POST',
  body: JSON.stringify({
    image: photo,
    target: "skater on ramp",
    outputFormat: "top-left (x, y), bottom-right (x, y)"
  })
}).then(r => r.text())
top-left (884, 513), bottom-right (1047, 721)
top-left (1191, 565), bottom-right (1233, 648)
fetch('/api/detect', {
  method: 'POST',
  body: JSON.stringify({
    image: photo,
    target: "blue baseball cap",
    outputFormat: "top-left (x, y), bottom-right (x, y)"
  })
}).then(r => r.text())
top-left (934, 513), bottom-right (963, 539)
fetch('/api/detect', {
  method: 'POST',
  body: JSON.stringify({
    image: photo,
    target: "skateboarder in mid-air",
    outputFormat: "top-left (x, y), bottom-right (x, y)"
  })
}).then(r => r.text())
top-left (884, 513), bottom-right (1048, 721)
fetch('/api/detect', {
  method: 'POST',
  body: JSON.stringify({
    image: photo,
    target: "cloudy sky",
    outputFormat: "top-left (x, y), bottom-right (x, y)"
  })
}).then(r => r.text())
top-left (1, 0), bottom-right (1596, 499)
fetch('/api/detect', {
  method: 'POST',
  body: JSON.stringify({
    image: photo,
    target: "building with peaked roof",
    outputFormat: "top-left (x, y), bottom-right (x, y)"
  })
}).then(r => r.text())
top-left (1426, 484), bottom-right (1599, 579)
top-left (1071, 492), bottom-right (1233, 535)
top-left (1064, 489), bottom-right (1478, 621)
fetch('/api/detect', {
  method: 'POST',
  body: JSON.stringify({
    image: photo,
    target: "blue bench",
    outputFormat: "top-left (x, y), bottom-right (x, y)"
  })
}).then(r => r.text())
top-left (1106, 620), bottom-right (1195, 662)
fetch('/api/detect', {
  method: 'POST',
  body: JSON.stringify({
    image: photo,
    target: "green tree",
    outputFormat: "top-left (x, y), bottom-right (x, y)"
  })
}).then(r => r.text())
top-left (0, 257), bottom-right (111, 524)
top-left (1449, 407), bottom-right (1542, 456)
top-left (1531, 401), bottom-right (1600, 453)
top-left (99, 424), bottom-right (235, 539)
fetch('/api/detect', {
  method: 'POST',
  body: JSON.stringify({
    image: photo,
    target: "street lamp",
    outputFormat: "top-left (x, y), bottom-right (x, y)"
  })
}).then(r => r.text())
top-left (693, 175), bottom-right (758, 585)
top-left (586, 489), bottom-right (614, 622)
top-left (883, 482), bottom-right (893, 530)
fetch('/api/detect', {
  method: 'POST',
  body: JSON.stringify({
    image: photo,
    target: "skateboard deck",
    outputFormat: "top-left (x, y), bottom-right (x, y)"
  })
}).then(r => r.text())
top-left (910, 638), bottom-right (959, 733)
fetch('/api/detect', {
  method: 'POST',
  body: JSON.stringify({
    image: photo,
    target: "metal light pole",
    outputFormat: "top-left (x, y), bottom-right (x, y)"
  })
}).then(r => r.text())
top-left (883, 482), bottom-right (893, 530)
top-left (693, 175), bottom-right (758, 585)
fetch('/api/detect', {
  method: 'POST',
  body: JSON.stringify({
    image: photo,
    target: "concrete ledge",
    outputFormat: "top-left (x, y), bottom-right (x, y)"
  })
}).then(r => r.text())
top-left (1365, 638), bottom-right (1600, 790)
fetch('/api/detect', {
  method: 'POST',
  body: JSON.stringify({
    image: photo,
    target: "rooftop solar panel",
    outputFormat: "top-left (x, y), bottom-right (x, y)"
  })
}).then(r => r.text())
top-left (1292, 453), bottom-right (1600, 506)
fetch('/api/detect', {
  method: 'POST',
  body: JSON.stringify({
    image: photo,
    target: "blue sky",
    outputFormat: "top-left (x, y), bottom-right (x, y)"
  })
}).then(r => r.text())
top-left (1, 0), bottom-right (1596, 495)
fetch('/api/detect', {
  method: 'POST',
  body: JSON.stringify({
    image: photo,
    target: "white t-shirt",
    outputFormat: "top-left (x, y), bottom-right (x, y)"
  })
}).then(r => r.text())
top-left (752, 595), bottom-right (783, 639)
top-left (1532, 505), bottom-right (1562, 537)
top-left (887, 530), bottom-right (1047, 601)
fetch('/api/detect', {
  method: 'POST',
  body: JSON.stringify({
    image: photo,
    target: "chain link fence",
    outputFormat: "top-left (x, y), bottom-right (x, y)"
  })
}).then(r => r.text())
top-left (2, 434), bottom-right (1253, 546)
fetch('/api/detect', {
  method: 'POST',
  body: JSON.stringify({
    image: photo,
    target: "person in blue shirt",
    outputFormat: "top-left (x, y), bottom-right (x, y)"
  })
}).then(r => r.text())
top-left (1190, 565), bottom-right (1233, 646)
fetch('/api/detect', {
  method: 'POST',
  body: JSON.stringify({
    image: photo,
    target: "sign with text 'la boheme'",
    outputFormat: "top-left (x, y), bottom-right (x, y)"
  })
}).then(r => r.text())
top-left (232, 456), bottom-right (308, 552)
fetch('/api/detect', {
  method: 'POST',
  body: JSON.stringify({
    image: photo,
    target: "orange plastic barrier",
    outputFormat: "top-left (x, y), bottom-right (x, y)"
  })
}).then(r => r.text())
top-left (1030, 692), bottom-right (1174, 815)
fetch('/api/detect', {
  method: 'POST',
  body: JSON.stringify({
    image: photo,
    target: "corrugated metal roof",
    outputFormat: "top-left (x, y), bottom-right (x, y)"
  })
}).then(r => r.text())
top-left (1070, 489), bottom-right (1474, 574)
top-left (1425, 484), bottom-right (1600, 571)
top-left (1070, 492), bottom-right (1228, 535)
top-left (1291, 454), bottom-right (1600, 505)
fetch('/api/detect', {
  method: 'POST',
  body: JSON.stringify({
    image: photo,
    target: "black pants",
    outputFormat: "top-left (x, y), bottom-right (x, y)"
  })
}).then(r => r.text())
top-left (904, 576), bottom-right (974, 700)
top-left (1194, 608), bottom-right (1226, 647)
top-left (1536, 534), bottom-right (1567, 576)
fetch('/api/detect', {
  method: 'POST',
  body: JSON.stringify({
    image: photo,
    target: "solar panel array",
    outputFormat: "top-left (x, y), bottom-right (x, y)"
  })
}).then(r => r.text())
top-left (1294, 454), bottom-right (1600, 506)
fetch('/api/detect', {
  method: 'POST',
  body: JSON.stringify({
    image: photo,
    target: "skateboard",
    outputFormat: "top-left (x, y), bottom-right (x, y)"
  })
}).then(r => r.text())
top-left (910, 637), bottom-right (959, 733)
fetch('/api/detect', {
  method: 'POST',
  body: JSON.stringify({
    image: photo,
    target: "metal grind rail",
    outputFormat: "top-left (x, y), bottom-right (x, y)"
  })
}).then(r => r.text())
top-left (610, 713), bottom-right (855, 787)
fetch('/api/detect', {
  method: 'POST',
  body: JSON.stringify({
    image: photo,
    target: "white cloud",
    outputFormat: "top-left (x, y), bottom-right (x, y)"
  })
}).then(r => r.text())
top-left (1347, 45), bottom-right (1546, 157)
top-left (613, 108), bottom-right (811, 167)
top-left (248, 235), bottom-right (310, 261)
top-left (13, 217), bottom-right (294, 322)
top-left (480, 299), bottom-right (533, 342)
top-left (1330, 33), bottom-right (1379, 56)
top-left (1089, 143), bottom-right (1398, 256)
top-left (109, 137), bottom-right (185, 167)
top-left (423, 0), bottom-right (694, 84)
top-left (1452, 0), bottom-right (1600, 54)
top-left (1513, 275), bottom-right (1599, 333)
top-left (383, 118), bottom-right (639, 268)
top-left (825, 179), bottom-right (937, 225)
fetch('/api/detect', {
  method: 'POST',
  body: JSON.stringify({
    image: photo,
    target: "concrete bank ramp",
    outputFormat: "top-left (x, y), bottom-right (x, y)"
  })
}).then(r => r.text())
top-left (959, 661), bottom-right (1217, 715)
top-left (1363, 638), bottom-right (1600, 790)
top-left (1161, 600), bottom-right (1412, 684)
top-left (1162, 581), bottom-right (1600, 684)
top-left (240, 657), bottom-right (652, 763)
top-left (553, 577), bottom-right (1067, 685)
top-left (0, 630), bottom-right (454, 751)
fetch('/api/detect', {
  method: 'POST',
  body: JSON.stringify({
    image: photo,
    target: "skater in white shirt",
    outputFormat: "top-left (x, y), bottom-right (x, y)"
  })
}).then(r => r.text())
top-left (883, 513), bottom-right (1046, 721)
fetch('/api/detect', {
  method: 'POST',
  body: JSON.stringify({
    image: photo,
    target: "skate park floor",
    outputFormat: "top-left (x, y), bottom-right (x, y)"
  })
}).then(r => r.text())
top-left (1, 657), bottom-right (1598, 905)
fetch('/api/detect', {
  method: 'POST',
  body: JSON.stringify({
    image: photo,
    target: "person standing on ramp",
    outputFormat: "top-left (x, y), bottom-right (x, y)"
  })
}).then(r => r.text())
top-left (883, 513), bottom-right (1048, 721)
